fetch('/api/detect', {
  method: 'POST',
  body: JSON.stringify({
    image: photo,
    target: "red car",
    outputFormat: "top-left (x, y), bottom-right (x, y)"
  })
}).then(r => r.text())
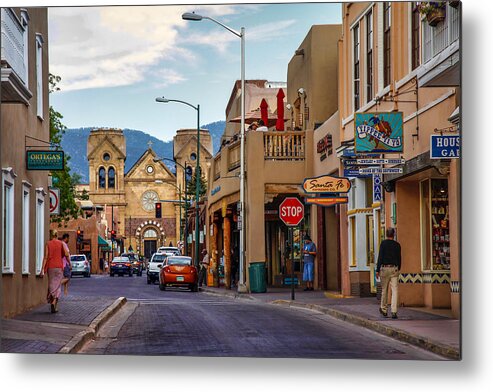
top-left (159, 256), bottom-right (198, 292)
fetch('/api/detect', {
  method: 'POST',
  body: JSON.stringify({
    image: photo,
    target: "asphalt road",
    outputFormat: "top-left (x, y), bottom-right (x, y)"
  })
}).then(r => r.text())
top-left (72, 274), bottom-right (444, 359)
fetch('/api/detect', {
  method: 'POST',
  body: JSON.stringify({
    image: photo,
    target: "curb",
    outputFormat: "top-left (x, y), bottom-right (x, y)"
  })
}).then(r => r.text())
top-left (271, 300), bottom-right (460, 360)
top-left (58, 297), bottom-right (127, 354)
top-left (199, 287), bottom-right (255, 301)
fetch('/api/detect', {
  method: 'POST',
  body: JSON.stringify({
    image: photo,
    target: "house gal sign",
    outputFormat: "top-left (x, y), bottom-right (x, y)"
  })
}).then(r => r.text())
top-left (355, 112), bottom-right (403, 153)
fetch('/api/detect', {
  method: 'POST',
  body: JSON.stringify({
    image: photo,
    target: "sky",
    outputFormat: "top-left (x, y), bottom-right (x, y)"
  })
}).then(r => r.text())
top-left (47, 1), bottom-right (342, 142)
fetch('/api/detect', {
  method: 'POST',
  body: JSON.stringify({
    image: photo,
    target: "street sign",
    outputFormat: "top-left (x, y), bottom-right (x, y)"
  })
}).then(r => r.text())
top-left (343, 169), bottom-right (371, 178)
top-left (26, 151), bottom-right (64, 171)
top-left (49, 188), bottom-right (60, 215)
top-left (430, 135), bottom-right (460, 159)
top-left (305, 197), bottom-right (348, 207)
top-left (358, 167), bottom-right (403, 175)
top-left (344, 158), bottom-right (405, 166)
top-left (302, 175), bottom-right (351, 194)
top-left (373, 174), bottom-right (382, 202)
top-left (279, 197), bottom-right (304, 226)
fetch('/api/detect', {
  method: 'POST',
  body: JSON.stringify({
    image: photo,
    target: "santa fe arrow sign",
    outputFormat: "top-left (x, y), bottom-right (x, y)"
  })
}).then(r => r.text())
top-left (305, 197), bottom-right (349, 207)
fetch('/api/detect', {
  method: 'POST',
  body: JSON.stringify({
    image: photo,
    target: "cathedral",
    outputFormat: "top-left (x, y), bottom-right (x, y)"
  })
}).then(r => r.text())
top-left (86, 128), bottom-right (212, 259)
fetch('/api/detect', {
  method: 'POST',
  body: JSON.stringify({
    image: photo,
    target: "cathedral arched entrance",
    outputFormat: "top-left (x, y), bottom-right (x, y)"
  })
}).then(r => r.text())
top-left (136, 221), bottom-right (166, 260)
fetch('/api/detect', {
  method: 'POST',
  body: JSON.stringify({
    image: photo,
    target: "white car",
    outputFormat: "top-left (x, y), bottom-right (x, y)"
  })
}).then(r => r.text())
top-left (157, 246), bottom-right (181, 255)
top-left (70, 254), bottom-right (91, 277)
top-left (147, 252), bottom-right (168, 284)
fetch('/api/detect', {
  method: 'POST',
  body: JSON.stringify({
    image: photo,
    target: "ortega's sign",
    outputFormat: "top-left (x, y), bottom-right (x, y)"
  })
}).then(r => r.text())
top-left (430, 135), bottom-right (460, 159)
top-left (302, 175), bottom-right (351, 194)
top-left (355, 112), bottom-right (403, 153)
top-left (27, 151), bottom-right (64, 171)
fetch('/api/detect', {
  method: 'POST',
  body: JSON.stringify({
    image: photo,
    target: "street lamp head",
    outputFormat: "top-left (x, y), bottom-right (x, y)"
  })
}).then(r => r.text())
top-left (182, 12), bottom-right (203, 21)
top-left (155, 97), bottom-right (170, 103)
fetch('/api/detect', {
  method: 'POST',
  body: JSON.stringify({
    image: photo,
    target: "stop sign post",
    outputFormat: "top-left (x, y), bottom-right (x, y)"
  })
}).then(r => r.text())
top-left (279, 197), bottom-right (304, 300)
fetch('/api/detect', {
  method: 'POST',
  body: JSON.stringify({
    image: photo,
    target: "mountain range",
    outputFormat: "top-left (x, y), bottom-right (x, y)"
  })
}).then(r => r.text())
top-left (61, 121), bottom-right (225, 183)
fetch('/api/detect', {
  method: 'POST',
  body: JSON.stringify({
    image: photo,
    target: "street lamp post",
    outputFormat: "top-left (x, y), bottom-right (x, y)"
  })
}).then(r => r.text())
top-left (153, 156), bottom-right (190, 255)
top-left (154, 98), bottom-right (201, 268)
top-left (182, 12), bottom-right (246, 293)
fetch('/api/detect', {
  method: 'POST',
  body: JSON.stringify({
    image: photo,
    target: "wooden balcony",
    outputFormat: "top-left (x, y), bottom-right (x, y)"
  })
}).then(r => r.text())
top-left (263, 131), bottom-right (305, 160)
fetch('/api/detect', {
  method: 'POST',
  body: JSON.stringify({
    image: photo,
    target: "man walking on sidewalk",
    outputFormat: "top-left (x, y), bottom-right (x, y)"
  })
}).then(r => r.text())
top-left (198, 249), bottom-right (209, 287)
top-left (376, 228), bottom-right (401, 319)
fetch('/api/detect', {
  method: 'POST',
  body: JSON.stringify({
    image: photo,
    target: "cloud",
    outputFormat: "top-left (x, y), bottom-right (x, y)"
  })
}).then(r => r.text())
top-left (48, 4), bottom-right (287, 92)
top-left (151, 68), bottom-right (187, 88)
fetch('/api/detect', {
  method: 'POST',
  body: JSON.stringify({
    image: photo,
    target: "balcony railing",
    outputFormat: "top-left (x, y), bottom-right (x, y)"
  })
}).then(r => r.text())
top-left (263, 131), bottom-right (305, 160)
top-left (227, 140), bottom-right (241, 171)
top-left (422, 5), bottom-right (460, 64)
top-left (1, 8), bottom-right (26, 84)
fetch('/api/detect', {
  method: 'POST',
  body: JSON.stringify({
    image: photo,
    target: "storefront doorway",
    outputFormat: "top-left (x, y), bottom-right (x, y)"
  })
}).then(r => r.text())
top-left (143, 228), bottom-right (158, 259)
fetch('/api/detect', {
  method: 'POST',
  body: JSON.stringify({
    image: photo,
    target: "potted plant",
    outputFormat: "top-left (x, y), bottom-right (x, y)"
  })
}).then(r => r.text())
top-left (418, 2), bottom-right (447, 27)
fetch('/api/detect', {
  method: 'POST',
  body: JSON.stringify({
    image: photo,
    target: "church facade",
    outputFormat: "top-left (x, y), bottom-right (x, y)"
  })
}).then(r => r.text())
top-left (86, 128), bottom-right (212, 259)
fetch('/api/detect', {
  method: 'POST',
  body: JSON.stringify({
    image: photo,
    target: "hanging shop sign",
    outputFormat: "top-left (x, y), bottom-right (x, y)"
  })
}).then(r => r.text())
top-left (302, 175), bottom-right (351, 194)
top-left (355, 112), bottom-right (403, 153)
top-left (430, 135), bottom-right (460, 159)
top-left (317, 133), bottom-right (333, 161)
top-left (373, 174), bottom-right (382, 203)
top-left (344, 158), bottom-right (405, 166)
top-left (305, 197), bottom-right (348, 207)
top-left (359, 167), bottom-right (403, 175)
top-left (26, 150), bottom-right (65, 171)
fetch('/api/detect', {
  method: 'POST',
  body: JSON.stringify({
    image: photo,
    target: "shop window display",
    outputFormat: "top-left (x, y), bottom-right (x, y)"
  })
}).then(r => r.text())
top-left (421, 179), bottom-right (450, 271)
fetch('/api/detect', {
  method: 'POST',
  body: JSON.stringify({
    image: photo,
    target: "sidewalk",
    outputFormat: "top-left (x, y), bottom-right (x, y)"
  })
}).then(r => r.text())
top-left (1, 295), bottom-right (126, 354)
top-left (200, 286), bottom-right (461, 360)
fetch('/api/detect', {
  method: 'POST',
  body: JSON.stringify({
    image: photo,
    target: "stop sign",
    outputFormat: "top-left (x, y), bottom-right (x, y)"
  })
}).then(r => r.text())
top-left (279, 197), bottom-right (304, 226)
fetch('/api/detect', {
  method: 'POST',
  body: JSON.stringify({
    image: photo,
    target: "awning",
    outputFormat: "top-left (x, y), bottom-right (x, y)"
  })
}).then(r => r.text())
top-left (98, 235), bottom-right (111, 251)
top-left (79, 200), bottom-right (94, 210)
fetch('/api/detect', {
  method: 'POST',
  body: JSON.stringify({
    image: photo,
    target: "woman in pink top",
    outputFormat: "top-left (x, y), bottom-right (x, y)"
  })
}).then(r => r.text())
top-left (41, 230), bottom-right (69, 313)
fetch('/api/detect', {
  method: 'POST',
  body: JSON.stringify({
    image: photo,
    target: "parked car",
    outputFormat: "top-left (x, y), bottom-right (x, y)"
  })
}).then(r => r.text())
top-left (147, 252), bottom-right (167, 284)
top-left (70, 254), bottom-right (91, 277)
top-left (157, 246), bottom-right (181, 256)
top-left (110, 256), bottom-right (133, 277)
top-left (121, 253), bottom-right (143, 276)
top-left (159, 256), bottom-right (198, 292)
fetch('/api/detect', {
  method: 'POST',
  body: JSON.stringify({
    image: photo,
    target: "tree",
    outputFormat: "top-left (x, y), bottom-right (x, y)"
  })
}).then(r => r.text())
top-left (49, 74), bottom-right (81, 225)
top-left (186, 166), bottom-right (207, 200)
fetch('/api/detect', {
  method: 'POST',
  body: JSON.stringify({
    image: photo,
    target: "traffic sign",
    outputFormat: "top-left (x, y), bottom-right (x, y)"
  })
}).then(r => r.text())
top-left (49, 188), bottom-right (60, 215)
top-left (279, 197), bottom-right (304, 226)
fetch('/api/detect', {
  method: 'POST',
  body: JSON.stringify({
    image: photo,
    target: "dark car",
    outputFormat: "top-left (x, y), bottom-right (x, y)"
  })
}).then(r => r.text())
top-left (121, 253), bottom-right (143, 276)
top-left (110, 256), bottom-right (133, 277)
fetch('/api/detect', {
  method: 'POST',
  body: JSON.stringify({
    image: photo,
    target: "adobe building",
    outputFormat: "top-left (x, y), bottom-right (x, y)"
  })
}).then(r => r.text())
top-left (337, 2), bottom-right (460, 317)
top-left (86, 128), bottom-right (212, 260)
top-left (1, 8), bottom-right (50, 317)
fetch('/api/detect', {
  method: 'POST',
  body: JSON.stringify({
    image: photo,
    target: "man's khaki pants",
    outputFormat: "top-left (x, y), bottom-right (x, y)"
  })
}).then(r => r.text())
top-left (380, 266), bottom-right (399, 314)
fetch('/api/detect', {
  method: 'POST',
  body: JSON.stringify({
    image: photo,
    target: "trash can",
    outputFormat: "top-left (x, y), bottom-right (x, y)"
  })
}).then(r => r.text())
top-left (249, 262), bottom-right (266, 293)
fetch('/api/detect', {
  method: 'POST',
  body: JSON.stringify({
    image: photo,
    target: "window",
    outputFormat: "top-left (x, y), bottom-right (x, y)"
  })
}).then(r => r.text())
top-left (22, 184), bottom-right (31, 274)
top-left (2, 169), bottom-right (15, 273)
top-left (98, 167), bottom-right (106, 189)
top-left (35, 190), bottom-right (45, 275)
top-left (103, 153), bottom-right (111, 161)
top-left (383, 2), bottom-right (392, 87)
top-left (366, 10), bottom-right (374, 102)
top-left (411, 2), bottom-right (421, 70)
top-left (108, 167), bottom-right (115, 189)
top-left (144, 229), bottom-right (158, 238)
top-left (353, 23), bottom-right (361, 111)
top-left (35, 34), bottom-right (44, 119)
